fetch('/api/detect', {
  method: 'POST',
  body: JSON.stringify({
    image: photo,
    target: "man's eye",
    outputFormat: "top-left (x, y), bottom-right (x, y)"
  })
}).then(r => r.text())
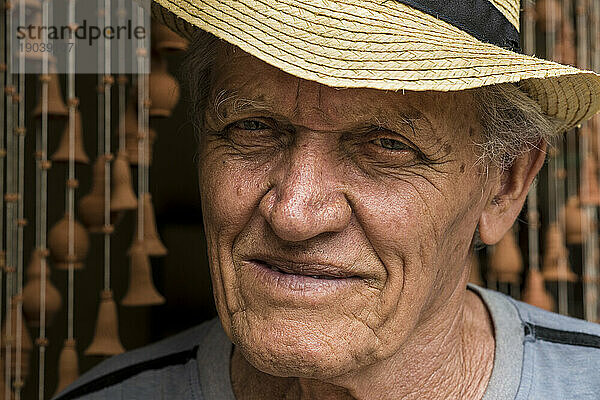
top-left (234, 120), bottom-right (270, 131)
top-left (371, 138), bottom-right (408, 151)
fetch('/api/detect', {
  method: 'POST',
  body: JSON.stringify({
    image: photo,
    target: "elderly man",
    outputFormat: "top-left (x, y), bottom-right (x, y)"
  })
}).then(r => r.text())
top-left (56, 0), bottom-right (600, 399)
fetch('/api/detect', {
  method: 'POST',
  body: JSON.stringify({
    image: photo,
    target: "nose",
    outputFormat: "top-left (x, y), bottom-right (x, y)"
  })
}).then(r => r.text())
top-left (259, 146), bottom-right (352, 242)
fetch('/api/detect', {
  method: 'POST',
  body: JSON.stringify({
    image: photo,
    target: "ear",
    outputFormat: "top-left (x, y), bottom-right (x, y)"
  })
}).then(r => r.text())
top-left (478, 140), bottom-right (547, 245)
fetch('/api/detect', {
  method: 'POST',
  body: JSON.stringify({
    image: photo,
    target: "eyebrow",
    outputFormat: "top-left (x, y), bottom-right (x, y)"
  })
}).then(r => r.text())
top-left (209, 88), bottom-right (274, 124)
top-left (206, 87), bottom-right (431, 138)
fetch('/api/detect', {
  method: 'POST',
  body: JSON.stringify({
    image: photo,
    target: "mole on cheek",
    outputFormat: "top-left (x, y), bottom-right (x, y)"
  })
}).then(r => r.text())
top-left (460, 163), bottom-right (465, 173)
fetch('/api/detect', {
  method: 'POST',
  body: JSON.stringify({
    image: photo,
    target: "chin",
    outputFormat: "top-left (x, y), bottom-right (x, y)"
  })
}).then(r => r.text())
top-left (229, 312), bottom-right (364, 379)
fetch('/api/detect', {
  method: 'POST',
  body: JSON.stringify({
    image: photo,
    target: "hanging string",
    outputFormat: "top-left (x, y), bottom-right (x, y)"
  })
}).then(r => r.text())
top-left (576, 0), bottom-right (594, 322)
top-left (4, 0), bottom-right (16, 395)
top-left (97, 4), bottom-right (104, 163)
top-left (103, 0), bottom-right (113, 293)
top-left (544, 0), bottom-right (571, 315)
top-left (66, 0), bottom-right (77, 342)
top-left (14, 0), bottom-right (28, 395)
top-left (554, 0), bottom-right (576, 317)
top-left (136, 4), bottom-right (147, 245)
top-left (117, 0), bottom-right (126, 154)
top-left (37, 0), bottom-right (51, 396)
top-left (581, 0), bottom-right (600, 322)
top-left (524, 0), bottom-right (541, 274)
top-left (0, 0), bottom-right (7, 376)
top-left (592, 0), bottom-right (600, 323)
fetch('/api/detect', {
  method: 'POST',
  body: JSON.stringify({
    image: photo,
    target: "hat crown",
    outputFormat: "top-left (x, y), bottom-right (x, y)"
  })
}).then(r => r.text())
top-left (490, 0), bottom-right (520, 30)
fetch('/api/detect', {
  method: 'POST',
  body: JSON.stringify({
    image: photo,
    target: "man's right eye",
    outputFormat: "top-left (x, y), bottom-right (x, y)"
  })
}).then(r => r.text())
top-left (233, 120), bottom-right (270, 131)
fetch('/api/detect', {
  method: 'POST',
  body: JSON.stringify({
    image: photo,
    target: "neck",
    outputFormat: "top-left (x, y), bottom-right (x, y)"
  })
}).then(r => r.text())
top-left (231, 288), bottom-right (494, 400)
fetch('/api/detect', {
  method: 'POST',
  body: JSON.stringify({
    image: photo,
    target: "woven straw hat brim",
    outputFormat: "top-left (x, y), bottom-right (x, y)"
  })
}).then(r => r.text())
top-left (152, 0), bottom-right (600, 132)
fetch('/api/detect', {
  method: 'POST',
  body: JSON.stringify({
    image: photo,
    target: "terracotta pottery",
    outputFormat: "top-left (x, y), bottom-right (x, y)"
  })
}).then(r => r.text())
top-left (149, 54), bottom-right (180, 118)
top-left (79, 155), bottom-right (121, 233)
top-left (47, 213), bottom-right (90, 270)
top-left (587, 119), bottom-right (600, 160)
top-left (84, 290), bottom-right (126, 356)
top-left (152, 23), bottom-right (189, 53)
top-left (553, 18), bottom-right (576, 66)
top-left (489, 229), bottom-right (523, 284)
top-left (1, 298), bottom-right (33, 383)
top-left (21, 249), bottom-right (62, 327)
top-left (561, 196), bottom-right (588, 245)
top-left (51, 110), bottom-right (90, 164)
top-left (542, 223), bottom-right (577, 282)
top-left (110, 152), bottom-right (138, 212)
top-left (54, 339), bottom-right (79, 396)
top-left (33, 65), bottom-right (69, 118)
top-left (123, 101), bottom-right (157, 166)
top-left (535, 0), bottom-right (562, 33)
top-left (129, 193), bottom-right (168, 257)
top-left (122, 241), bottom-right (166, 306)
top-left (522, 269), bottom-right (555, 312)
top-left (579, 155), bottom-right (600, 206)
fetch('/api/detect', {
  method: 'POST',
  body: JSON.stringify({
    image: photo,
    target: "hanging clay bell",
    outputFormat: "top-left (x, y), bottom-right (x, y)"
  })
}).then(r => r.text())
top-left (542, 223), bottom-right (577, 282)
top-left (129, 193), bottom-right (167, 257)
top-left (123, 101), bottom-right (157, 166)
top-left (579, 155), bottom-right (600, 206)
top-left (587, 119), bottom-right (600, 161)
top-left (21, 248), bottom-right (62, 327)
top-left (149, 54), bottom-right (180, 118)
top-left (110, 152), bottom-right (138, 212)
top-left (51, 110), bottom-right (90, 164)
top-left (522, 269), bottom-right (555, 312)
top-left (33, 65), bottom-right (68, 118)
top-left (122, 241), bottom-right (165, 306)
top-left (468, 251), bottom-right (483, 286)
top-left (535, 0), bottom-right (562, 33)
top-left (561, 196), bottom-right (588, 245)
top-left (79, 155), bottom-right (121, 233)
top-left (553, 19), bottom-right (576, 66)
top-left (85, 290), bottom-right (125, 356)
top-left (48, 213), bottom-right (90, 270)
top-left (54, 339), bottom-right (79, 396)
top-left (1, 297), bottom-right (33, 384)
top-left (489, 228), bottom-right (523, 284)
top-left (152, 23), bottom-right (189, 53)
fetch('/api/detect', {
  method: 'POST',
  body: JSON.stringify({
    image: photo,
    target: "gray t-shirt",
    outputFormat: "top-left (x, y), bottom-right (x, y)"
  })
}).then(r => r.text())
top-left (53, 285), bottom-right (600, 399)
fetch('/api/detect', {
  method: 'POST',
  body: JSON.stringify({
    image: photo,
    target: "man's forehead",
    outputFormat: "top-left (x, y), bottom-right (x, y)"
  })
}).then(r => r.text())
top-left (207, 45), bottom-right (479, 140)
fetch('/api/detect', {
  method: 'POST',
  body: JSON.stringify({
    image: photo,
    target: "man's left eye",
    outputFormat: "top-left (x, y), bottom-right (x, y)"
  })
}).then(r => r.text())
top-left (371, 138), bottom-right (408, 151)
top-left (235, 120), bottom-right (269, 131)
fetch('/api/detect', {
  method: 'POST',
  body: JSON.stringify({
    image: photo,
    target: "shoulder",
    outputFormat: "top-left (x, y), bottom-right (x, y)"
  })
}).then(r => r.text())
top-left (473, 285), bottom-right (600, 399)
top-left (52, 318), bottom-right (222, 400)
top-left (505, 292), bottom-right (600, 352)
top-left (508, 297), bottom-right (600, 399)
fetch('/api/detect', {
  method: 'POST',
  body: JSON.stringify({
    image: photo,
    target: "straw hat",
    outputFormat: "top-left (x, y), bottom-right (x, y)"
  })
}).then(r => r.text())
top-left (151, 0), bottom-right (600, 131)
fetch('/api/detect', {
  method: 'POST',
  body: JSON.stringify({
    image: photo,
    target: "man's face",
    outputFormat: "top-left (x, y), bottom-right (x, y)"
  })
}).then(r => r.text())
top-left (197, 46), bottom-right (495, 379)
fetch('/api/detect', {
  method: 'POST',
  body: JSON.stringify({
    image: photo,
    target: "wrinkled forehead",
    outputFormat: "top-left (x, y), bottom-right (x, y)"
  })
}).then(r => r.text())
top-left (208, 42), bottom-right (480, 135)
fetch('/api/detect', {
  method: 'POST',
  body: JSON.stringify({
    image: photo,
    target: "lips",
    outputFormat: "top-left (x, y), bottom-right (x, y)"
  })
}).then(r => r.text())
top-left (237, 255), bottom-right (367, 302)
top-left (248, 257), bottom-right (357, 280)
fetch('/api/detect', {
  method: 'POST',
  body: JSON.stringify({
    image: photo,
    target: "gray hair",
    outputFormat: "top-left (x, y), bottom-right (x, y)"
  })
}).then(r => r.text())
top-left (180, 31), bottom-right (562, 170)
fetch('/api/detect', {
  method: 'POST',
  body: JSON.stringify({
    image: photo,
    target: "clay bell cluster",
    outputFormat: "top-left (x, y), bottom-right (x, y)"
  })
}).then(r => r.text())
top-left (468, 0), bottom-right (600, 318)
top-left (0, 20), bottom-right (188, 396)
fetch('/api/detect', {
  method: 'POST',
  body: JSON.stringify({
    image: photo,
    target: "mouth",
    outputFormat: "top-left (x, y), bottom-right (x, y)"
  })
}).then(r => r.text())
top-left (239, 257), bottom-right (364, 299)
top-left (249, 258), bottom-right (359, 280)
